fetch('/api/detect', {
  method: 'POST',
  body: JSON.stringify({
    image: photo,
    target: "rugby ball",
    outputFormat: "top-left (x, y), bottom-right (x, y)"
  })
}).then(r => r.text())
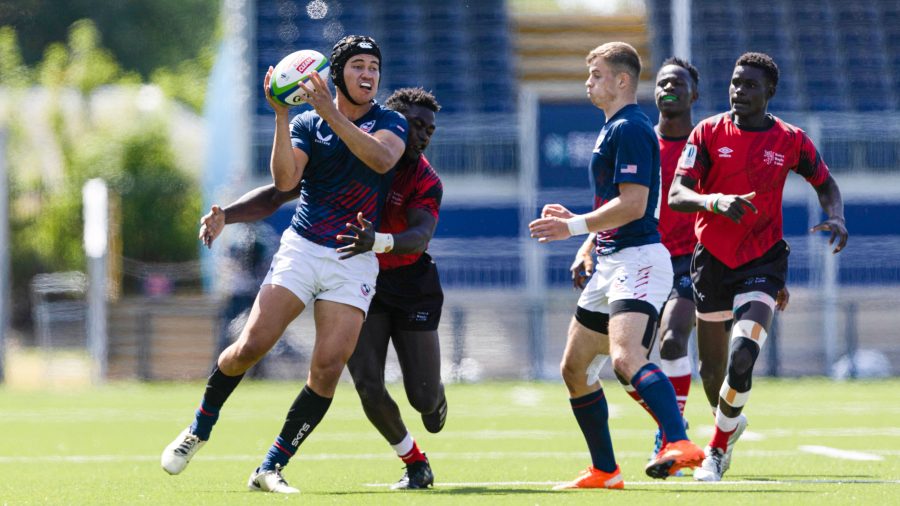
top-left (269, 49), bottom-right (330, 106)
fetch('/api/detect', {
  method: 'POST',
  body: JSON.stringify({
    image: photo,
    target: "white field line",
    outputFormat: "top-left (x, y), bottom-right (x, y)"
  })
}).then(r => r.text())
top-left (364, 479), bottom-right (900, 487)
top-left (799, 445), bottom-right (884, 461)
top-left (3, 448), bottom-right (900, 464)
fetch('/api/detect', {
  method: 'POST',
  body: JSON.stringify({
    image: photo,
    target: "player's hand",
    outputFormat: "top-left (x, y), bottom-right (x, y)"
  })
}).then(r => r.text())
top-left (570, 241), bottom-right (595, 290)
top-left (775, 286), bottom-right (790, 311)
top-left (715, 192), bottom-right (757, 223)
top-left (199, 205), bottom-right (226, 249)
top-left (528, 216), bottom-right (570, 243)
top-left (336, 212), bottom-right (375, 259)
top-left (263, 66), bottom-right (290, 115)
top-left (810, 216), bottom-right (848, 254)
top-left (298, 71), bottom-right (337, 118)
top-left (541, 203), bottom-right (574, 219)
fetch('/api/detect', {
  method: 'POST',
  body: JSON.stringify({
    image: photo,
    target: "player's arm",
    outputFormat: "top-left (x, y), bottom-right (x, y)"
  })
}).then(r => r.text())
top-left (301, 72), bottom-right (405, 174)
top-left (335, 208), bottom-right (436, 259)
top-left (529, 184), bottom-right (648, 243)
top-left (199, 184), bottom-right (300, 248)
top-left (669, 175), bottom-right (757, 224)
top-left (264, 67), bottom-right (310, 191)
top-left (570, 233), bottom-right (596, 289)
top-left (809, 174), bottom-right (848, 253)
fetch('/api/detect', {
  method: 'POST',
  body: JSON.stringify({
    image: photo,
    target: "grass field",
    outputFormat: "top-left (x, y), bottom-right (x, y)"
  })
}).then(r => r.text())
top-left (2, 378), bottom-right (899, 505)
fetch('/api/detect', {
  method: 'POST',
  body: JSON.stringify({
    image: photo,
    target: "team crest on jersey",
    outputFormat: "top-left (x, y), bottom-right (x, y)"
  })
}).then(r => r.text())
top-left (359, 120), bottom-right (376, 133)
top-left (763, 149), bottom-right (785, 166)
top-left (360, 283), bottom-right (373, 297)
top-left (680, 143), bottom-right (697, 167)
top-left (717, 146), bottom-right (734, 158)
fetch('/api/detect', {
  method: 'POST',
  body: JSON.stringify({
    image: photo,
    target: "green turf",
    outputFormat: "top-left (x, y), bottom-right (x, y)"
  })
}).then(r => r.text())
top-left (2, 378), bottom-right (898, 505)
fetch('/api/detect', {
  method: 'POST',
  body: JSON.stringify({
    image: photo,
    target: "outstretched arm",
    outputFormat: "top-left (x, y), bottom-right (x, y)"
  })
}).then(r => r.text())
top-left (810, 174), bottom-right (848, 254)
top-left (199, 184), bottom-right (300, 248)
top-left (336, 208), bottom-right (437, 259)
top-left (669, 174), bottom-right (757, 224)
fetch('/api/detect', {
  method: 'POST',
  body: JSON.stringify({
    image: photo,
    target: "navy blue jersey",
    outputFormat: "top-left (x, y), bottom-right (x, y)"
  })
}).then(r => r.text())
top-left (289, 102), bottom-right (408, 247)
top-left (589, 103), bottom-right (661, 255)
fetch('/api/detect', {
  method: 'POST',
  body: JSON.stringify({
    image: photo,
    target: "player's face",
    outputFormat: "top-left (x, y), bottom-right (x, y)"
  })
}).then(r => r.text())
top-left (655, 64), bottom-right (696, 116)
top-left (401, 104), bottom-right (436, 161)
top-left (729, 65), bottom-right (772, 119)
top-left (343, 54), bottom-right (380, 103)
top-left (585, 59), bottom-right (619, 109)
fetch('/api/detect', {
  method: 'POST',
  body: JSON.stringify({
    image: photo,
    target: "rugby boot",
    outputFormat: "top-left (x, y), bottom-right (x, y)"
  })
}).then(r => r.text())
top-left (391, 454), bottom-right (434, 490)
top-left (693, 446), bottom-right (726, 482)
top-left (247, 464), bottom-right (299, 493)
top-left (161, 427), bottom-right (206, 475)
top-left (421, 395), bottom-right (448, 434)
top-left (553, 465), bottom-right (624, 490)
top-left (722, 414), bottom-right (748, 473)
top-left (645, 439), bottom-right (705, 479)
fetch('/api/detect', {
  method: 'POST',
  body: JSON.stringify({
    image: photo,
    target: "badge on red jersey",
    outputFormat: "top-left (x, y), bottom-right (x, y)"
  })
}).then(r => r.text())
top-left (679, 143), bottom-right (697, 168)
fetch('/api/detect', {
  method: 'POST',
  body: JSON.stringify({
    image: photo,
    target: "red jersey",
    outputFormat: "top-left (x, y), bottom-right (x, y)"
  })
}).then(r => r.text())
top-left (377, 154), bottom-right (442, 270)
top-left (657, 132), bottom-right (697, 257)
top-left (676, 113), bottom-right (829, 268)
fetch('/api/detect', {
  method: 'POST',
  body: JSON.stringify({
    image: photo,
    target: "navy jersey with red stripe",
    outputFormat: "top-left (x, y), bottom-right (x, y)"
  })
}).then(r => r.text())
top-left (676, 113), bottom-right (830, 268)
top-left (657, 131), bottom-right (697, 257)
top-left (377, 154), bottom-right (442, 270)
top-left (590, 104), bottom-right (661, 256)
top-left (288, 102), bottom-right (408, 248)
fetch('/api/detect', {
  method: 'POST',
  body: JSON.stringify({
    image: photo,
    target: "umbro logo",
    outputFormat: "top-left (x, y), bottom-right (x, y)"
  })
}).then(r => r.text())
top-left (718, 146), bottom-right (733, 158)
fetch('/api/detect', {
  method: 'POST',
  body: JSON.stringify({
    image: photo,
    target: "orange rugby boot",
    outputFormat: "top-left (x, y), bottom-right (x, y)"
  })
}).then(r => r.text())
top-left (645, 439), bottom-right (705, 479)
top-left (553, 465), bottom-right (624, 490)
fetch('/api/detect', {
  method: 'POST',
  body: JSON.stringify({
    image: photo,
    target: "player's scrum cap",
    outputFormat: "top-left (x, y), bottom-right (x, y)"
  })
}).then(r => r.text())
top-left (330, 35), bottom-right (382, 105)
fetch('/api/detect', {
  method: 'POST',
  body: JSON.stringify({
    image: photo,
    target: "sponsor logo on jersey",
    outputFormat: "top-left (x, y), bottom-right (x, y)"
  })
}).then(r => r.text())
top-left (315, 130), bottom-right (333, 144)
top-left (680, 143), bottom-right (697, 167)
top-left (387, 190), bottom-right (403, 206)
top-left (718, 146), bottom-right (734, 158)
top-left (294, 56), bottom-right (316, 74)
top-left (763, 149), bottom-right (785, 166)
top-left (360, 283), bottom-right (372, 297)
top-left (620, 163), bottom-right (638, 174)
top-left (359, 120), bottom-right (376, 133)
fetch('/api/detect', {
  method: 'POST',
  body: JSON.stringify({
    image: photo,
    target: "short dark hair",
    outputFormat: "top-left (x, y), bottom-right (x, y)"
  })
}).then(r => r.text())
top-left (735, 52), bottom-right (779, 87)
top-left (661, 56), bottom-right (700, 86)
top-left (385, 87), bottom-right (441, 114)
top-left (586, 42), bottom-right (642, 89)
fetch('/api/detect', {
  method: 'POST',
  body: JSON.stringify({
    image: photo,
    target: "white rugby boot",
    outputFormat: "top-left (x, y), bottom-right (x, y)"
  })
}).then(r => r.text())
top-left (693, 446), bottom-right (725, 482)
top-left (161, 427), bottom-right (206, 475)
top-left (247, 464), bottom-right (300, 494)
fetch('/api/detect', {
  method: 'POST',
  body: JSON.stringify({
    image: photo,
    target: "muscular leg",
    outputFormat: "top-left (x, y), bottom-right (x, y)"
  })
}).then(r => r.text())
top-left (261, 300), bottom-right (364, 470)
top-left (394, 329), bottom-right (444, 415)
top-left (347, 312), bottom-right (407, 444)
top-left (696, 318), bottom-right (730, 411)
top-left (718, 301), bottom-right (773, 419)
top-left (658, 296), bottom-right (695, 414)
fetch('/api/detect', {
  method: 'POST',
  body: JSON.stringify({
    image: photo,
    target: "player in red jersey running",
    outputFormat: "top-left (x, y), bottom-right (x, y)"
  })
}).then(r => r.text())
top-left (669, 52), bottom-right (847, 481)
top-left (193, 87), bottom-right (445, 490)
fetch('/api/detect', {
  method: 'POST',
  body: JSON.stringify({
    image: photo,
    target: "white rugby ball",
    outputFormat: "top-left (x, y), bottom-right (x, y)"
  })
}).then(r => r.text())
top-left (269, 49), bottom-right (330, 106)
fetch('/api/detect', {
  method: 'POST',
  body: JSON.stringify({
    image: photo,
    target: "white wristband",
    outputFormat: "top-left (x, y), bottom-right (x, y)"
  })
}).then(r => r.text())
top-left (372, 232), bottom-right (394, 253)
top-left (566, 215), bottom-right (590, 236)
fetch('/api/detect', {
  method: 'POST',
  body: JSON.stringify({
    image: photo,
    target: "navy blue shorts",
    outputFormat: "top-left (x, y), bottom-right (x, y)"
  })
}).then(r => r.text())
top-left (668, 253), bottom-right (694, 301)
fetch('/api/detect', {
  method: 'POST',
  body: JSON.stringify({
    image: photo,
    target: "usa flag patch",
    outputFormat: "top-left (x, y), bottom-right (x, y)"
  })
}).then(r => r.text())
top-left (620, 164), bottom-right (638, 174)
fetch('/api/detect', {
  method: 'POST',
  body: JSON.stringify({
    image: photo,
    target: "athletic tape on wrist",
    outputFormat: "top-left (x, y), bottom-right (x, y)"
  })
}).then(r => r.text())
top-left (705, 193), bottom-right (724, 213)
top-left (566, 215), bottom-right (590, 236)
top-left (372, 232), bottom-right (394, 253)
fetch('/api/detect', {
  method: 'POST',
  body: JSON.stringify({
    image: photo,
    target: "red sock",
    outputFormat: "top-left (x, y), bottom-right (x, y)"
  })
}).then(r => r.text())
top-left (667, 374), bottom-right (691, 416)
top-left (710, 425), bottom-right (736, 451)
top-left (399, 440), bottom-right (427, 464)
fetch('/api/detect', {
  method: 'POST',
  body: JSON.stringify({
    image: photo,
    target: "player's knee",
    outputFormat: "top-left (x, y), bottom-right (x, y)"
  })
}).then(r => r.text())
top-left (560, 358), bottom-right (585, 388)
top-left (728, 341), bottom-right (759, 380)
top-left (659, 330), bottom-right (690, 359)
top-left (354, 379), bottom-right (387, 407)
top-left (610, 354), bottom-right (640, 381)
top-left (407, 386), bottom-right (441, 414)
top-left (309, 357), bottom-right (345, 387)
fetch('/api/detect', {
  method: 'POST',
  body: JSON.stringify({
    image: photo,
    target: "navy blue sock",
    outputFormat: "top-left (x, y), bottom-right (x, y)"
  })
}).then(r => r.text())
top-left (261, 385), bottom-right (333, 471)
top-left (631, 363), bottom-right (687, 442)
top-left (190, 366), bottom-right (244, 440)
top-left (570, 388), bottom-right (617, 473)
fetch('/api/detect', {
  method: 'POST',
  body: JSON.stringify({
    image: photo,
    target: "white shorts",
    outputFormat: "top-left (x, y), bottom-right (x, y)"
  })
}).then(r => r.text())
top-left (577, 243), bottom-right (673, 315)
top-left (262, 228), bottom-right (379, 314)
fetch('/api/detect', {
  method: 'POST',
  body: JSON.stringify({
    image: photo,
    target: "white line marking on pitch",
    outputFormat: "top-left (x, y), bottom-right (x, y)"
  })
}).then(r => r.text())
top-left (799, 445), bottom-right (884, 461)
top-left (364, 479), bottom-right (900, 487)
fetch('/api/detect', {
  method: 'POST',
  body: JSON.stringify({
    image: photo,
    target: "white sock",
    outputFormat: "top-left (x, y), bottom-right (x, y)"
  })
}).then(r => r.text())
top-left (391, 432), bottom-right (414, 456)
top-left (715, 408), bottom-right (740, 432)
